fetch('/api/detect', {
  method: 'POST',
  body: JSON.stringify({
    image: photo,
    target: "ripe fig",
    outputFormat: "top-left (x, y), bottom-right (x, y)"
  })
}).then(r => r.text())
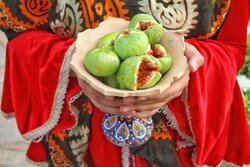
top-left (144, 24), bottom-right (164, 44)
top-left (147, 44), bottom-right (172, 74)
top-left (128, 13), bottom-right (164, 44)
top-left (114, 29), bottom-right (149, 60)
top-left (98, 32), bottom-right (119, 48)
top-left (128, 13), bottom-right (157, 28)
top-left (116, 55), bottom-right (162, 90)
top-left (84, 47), bottom-right (120, 77)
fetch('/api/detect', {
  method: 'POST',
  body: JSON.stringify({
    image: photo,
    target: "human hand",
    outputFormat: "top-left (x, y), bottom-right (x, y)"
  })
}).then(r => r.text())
top-left (118, 42), bottom-right (204, 118)
top-left (120, 70), bottom-right (190, 118)
top-left (184, 42), bottom-right (204, 72)
top-left (77, 42), bottom-right (204, 118)
top-left (77, 78), bottom-right (127, 115)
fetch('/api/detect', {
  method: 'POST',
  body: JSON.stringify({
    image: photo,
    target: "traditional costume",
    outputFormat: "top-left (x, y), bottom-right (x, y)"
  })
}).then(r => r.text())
top-left (1, 0), bottom-right (250, 166)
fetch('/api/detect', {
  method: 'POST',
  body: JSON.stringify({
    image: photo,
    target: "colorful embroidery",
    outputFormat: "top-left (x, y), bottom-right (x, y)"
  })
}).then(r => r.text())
top-left (43, 95), bottom-right (92, 167)
top-left (130, 114), bottom-right (179, 167)
top-left (197, 0), bottom-right (231, 39)
top-left (48, 132), bottom-right (75, 167)
top-left (19, 0), bottom-right (52, 26)
top-left (0, 0), bottom-right (231, 39)
top-left (103, 114), bottom-right (118, 129)
top-left (79, 0), bottom-right (129, 29)
top-left (0, 1), bottom-right (31, 31)
top-left (102, 114), bottom-right (154, 147)
top-left (151, 118), bottom-right (172, 140)
top-left (137, 0), bottom-right (199, 36)
top-left (49, 0), bottom-right (84, 37)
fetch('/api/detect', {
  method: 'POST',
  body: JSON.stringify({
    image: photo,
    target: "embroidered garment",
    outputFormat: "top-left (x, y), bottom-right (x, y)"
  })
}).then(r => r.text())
top-left (1, 0), bottom-right (250, 166)
top-left (42, 95), bottom-right (92, 167)
top-left (0, 0), bottom-right (231, 39)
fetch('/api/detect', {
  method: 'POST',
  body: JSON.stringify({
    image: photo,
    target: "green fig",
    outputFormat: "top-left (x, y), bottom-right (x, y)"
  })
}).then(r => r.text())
top-left (128, 13), bottom-right (164, 44)
top-left (147, 44), bottom-right (172, 74)
top-left (103, 74), bottom-right (117, 88)
top-left (116, 68), bottom-right (128, 90)
top-left (114, 29), bottom-right (149, 60)
top-left (158, 56), bottom-right (172, 74)
top-left (128, 13), bottom-right (157, 28)
top-left (115, 55), bottom-right (162, 90)
top-left (84, 47), bottom-right (120, 77)
top-left (98, 32), bottom-right (119, 48)
top-left (144, 24), bottom-right (164, 44)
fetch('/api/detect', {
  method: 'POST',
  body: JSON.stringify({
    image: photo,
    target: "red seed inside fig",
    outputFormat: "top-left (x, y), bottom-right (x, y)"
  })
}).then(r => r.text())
top-left (137, 58), bottom-right (159, 88)
top-left (123, 30), bottom-right (130, 35)
top-left (147, 46), bottom-right (165, 58)
top-left (137, 21), bottom-right (154, 31)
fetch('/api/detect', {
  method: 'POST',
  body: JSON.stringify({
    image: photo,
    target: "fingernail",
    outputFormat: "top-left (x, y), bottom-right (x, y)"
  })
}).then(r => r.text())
top-left (120, 107), bottom-right (130, 113)
top-left (191, 62), bottom-right (198, 72)
top-left (120, 106), bottom-right (134, 113)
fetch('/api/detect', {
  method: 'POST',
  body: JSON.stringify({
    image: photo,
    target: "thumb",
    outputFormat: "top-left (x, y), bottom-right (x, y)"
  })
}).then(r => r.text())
top-left (184, 42), bottom-right (204, 72)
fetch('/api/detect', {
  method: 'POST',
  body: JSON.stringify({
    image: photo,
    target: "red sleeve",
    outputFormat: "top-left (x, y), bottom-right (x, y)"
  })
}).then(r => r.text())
top-left (1, 30), bottom-right (81, 140)
top-left (168, 0), bottom-right (250, 166)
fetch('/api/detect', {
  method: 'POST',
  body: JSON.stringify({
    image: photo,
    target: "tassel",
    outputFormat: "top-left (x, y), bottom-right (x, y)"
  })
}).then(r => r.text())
top-left (122, 145), bottom-right (130, 167)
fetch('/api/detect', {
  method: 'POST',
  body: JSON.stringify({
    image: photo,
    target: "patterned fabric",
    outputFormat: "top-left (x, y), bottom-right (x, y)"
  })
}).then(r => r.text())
top-left (44, 98), bottom-right (178, 167)
top-left (130, 112), bottom-right (180, 167)
top-left (43, 94), bottom-right (92, 167)
top-left (0, 0), bottom-right (231, 39)
top-left (102, 114), bottom-right (154, 147)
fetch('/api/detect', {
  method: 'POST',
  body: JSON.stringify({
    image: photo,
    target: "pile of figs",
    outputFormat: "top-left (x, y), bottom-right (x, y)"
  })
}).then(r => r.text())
top-left (83, 13), bottom-right (172, 91)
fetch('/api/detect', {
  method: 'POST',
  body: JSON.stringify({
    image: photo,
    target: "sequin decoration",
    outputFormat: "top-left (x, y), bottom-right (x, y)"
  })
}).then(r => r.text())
top-left (102, 114), bottom-right (154, 147)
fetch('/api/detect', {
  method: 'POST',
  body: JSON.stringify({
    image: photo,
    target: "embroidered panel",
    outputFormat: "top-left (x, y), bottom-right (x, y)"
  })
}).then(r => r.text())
top-left (0, 0), bottom-right (231, 39)
top-left (43, 94), bottom-right (92, 167)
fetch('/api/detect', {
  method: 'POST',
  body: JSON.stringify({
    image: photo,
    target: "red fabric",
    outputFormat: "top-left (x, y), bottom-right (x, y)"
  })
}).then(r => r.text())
top-left (167, 0), bottom-right (250, 165)
top-left (87, 0), bottom-right (250, 165)
top-left (26, 142), bottom-right (47, 163)
top-left (1, 30), bottom-right (80, 135)
top-left (52, 77), bottom-right (82, 133)
top-left (1, 30), bottom-right (83, 163)
top-left (87, 106), bottom-right (152, 167)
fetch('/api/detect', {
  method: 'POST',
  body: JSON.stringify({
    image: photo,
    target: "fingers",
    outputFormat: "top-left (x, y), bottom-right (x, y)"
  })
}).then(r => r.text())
top-left (137, 71), bottom-right (190, 102)
top-left (91, 99), bottom-right (120, 115)
top-left (120, 99), bottom-right (167, 118)
top-left (121, 101), bottom-right (164, 112)
top-left (78, 79), bottom-right (123, 107)
top-left (120, 107), bottom-right (160, 118)
top-left (184, 42), bottom-right (204, 72)
top-left (77, 62), bottom-right (190, 118)
top-left (77, 79), bottom-right (161, 118)
top-left (132, 108), bottom-right (160, 118)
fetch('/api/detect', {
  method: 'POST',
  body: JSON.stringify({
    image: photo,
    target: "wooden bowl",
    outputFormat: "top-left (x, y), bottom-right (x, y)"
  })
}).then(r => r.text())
top-left (70, 17), bottom-right (188, 97)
